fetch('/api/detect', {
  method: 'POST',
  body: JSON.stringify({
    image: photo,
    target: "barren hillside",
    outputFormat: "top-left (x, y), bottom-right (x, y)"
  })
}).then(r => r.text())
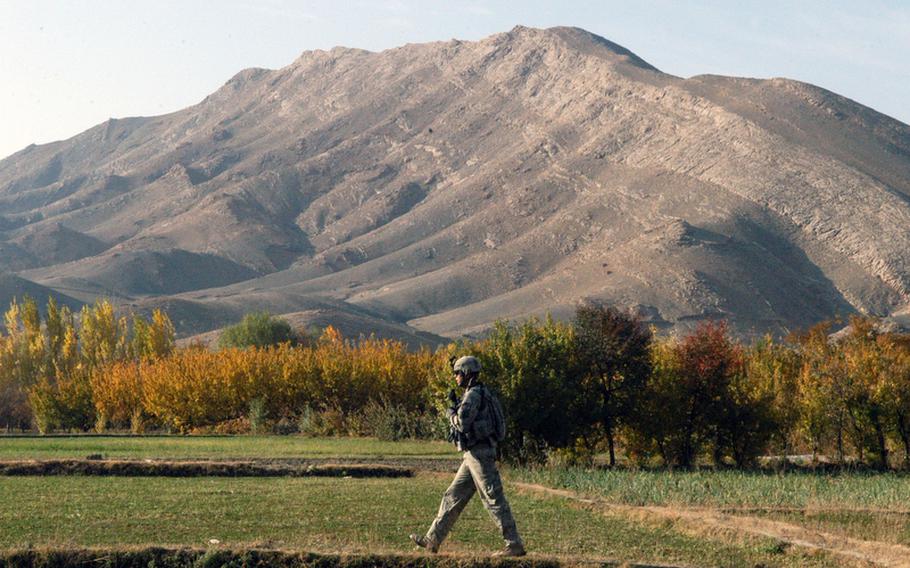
top-left (2, 26), bottom-right (909, 339)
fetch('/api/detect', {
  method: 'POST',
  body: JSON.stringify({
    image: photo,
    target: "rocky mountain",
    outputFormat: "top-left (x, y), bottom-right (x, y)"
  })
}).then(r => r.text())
top-left (2, 26), bottom-right (910, 340)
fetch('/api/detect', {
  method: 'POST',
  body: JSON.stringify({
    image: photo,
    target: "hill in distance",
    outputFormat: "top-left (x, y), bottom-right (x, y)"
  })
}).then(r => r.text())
top-left (2, 26), bottom-right (910, 341)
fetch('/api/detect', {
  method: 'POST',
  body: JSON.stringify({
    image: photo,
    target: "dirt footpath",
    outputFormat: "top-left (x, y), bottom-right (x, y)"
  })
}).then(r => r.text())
top-left (514, 482), bottom-right (910, 568)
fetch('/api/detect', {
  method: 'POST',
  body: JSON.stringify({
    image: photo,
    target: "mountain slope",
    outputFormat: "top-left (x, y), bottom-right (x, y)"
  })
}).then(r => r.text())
top-left (0, 273), bottom-right (84, 317)
top-left (2, 26), bottom-right (909, 338)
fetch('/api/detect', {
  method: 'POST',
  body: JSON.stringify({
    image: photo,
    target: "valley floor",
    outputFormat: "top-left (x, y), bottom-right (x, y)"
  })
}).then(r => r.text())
top-left (1, 436), bottom-right (905, 567)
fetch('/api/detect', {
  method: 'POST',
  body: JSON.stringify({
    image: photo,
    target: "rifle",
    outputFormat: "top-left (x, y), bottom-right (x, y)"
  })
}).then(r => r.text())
top-left (446, 389), bottom-right (461, 445)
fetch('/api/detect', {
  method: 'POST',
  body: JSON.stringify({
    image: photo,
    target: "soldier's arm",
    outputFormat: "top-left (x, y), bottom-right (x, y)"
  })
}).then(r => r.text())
top-left (450, 388), bottom-right (481, 433)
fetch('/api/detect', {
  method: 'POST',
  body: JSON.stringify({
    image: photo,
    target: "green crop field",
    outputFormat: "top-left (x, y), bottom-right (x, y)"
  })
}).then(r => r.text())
top-left (0, 474), bottom-right (838, 567)
top-left (0, 435), bottom-right (454, 461)
top-left (512, 466), bottom-right (910, 509)
top-left (1, 435), bottom-right (904, 567)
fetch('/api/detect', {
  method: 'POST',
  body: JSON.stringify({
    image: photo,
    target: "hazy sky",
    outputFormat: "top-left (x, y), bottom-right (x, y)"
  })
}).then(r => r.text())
top-left (2, 0), bottom-right (909, 160)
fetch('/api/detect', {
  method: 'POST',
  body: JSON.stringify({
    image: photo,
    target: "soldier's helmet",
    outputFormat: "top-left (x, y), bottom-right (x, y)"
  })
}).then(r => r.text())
top-left (453, 355), bottom-right (482, 375)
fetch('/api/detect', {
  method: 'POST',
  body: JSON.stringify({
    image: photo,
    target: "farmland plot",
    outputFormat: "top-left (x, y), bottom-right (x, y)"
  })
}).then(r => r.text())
top-left (0, 436), bottom-right (891, 567)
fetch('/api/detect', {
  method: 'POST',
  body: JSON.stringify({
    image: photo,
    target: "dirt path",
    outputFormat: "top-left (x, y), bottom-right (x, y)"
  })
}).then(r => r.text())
top-left (515, 482), bottom-right (910, 568)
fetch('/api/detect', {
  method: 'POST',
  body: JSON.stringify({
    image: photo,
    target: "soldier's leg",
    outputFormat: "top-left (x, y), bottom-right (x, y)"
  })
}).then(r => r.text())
top-left (464, 446), bottom-right (523, 548)
top-left (425, 458), bottom-right (476, 547)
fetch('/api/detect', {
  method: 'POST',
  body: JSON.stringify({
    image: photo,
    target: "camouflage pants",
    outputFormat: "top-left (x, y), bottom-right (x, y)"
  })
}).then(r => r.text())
top-left (425, 445), bottom-right (522, 548)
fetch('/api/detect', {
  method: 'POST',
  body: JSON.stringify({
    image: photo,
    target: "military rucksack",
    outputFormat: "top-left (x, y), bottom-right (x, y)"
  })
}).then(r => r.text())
top-left (472, 385), bottom-right (507, 444)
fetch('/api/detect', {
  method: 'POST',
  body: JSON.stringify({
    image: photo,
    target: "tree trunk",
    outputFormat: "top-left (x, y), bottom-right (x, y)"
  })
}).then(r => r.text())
top-left (606, 418), bottom-right (616, 467)
top-left (681, 402), bottom-right (698, 469)
top-left (712, 429), bottom-right (724, 467)
top-left (600, 380), bottom-right (616, 467)
top-left (836, 416), bottom-right (845, 465)
top-left (656, 439), bottom-right (668, 466)
top-left (896, 411), bottom-right (910, 469)
top-left (873, 417), bottom-right (889, 470)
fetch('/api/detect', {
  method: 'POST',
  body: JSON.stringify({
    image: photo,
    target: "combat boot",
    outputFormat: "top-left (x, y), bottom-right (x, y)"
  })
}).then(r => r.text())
top-left (409, 534), bottom-right (439, 553)
top-left (492, 542), bottom-right (526, 557)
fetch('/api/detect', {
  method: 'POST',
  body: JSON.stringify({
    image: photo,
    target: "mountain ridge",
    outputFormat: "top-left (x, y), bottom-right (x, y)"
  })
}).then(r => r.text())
top-left (2, 26), bottom-right (909, 340)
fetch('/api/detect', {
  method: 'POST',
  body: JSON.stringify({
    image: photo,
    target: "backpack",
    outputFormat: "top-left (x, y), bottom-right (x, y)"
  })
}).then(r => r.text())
top-left (474, 385), bottom-right (507, 443)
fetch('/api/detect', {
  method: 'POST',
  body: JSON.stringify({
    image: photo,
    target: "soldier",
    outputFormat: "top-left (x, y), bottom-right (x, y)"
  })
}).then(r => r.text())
top-left (409, 355), bottom-right (526, 557)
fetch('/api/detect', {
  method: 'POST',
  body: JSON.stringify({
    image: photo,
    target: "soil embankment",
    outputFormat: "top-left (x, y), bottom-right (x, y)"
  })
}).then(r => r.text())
top-left (0, 459), bottom-right (413, 478)
top-left (0, 547), bottom-right (677, 568)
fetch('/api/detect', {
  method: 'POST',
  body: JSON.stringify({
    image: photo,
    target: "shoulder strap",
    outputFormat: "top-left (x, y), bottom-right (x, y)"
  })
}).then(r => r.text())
top-left (476, 384), bottom-right (487, 412)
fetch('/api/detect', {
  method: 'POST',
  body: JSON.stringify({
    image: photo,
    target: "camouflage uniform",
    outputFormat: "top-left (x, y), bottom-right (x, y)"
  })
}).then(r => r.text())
top-left (422, 383), bottom-right (523, 551)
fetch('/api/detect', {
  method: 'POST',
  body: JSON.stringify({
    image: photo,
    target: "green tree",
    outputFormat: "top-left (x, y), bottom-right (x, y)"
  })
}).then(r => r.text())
top-left (131, 309), bottom-right (176, 360)
top-left (715, 358), bottom-right (779, 468)
top-left (744, 336), bottom-right (802, 454)
top-left (839, 317), bottom-right (891, 469)
top-left (79, 300), bottom-right (125, 370)
top-left (0, 297), bottom-right (46, 429)
top-left (794, 322), bottom-right (845, 462)
top-left (218, 312), bottom-right (297, 349)
top-left (471, 317), bottom-right (582, 463)
top-left (880, 334), bottom-right (910, 468)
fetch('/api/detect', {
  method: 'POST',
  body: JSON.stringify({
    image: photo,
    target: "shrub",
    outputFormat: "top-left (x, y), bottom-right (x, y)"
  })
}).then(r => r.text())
top-left (217, 312), bottom-right (297, 349)
top-left (297, 405), bottom-right (347, 437)
top-left (140, 347), bottom-right (280, 432)
top-left (272, 417), bottom-right (299, 435)
top-left (349, 397), bottom-right (440, 441)
top-left (28, 368), bottom-right (95, 433)
top-left (248, 397), bottom-right (268, 434)
top-left (212, 417), bottom-right (252, 435)
top-left (91, 360), bottom-right (145, 432)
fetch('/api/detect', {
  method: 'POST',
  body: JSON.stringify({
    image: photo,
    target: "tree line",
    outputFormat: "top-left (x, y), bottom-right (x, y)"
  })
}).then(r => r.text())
top-left (2, 296), bottom-right (910, 469)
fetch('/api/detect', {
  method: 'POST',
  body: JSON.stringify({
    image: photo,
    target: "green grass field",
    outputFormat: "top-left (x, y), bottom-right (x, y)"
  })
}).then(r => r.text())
top-left (1, 435), bottom-right (901, 566)
top-left (0, 474), bottom-right (839, 567)
top-left (510, 466), bottom-right (910, 563)
top-left (0, 435), bottom-right (454, 461)
top-left (513, 466), bottom-right (910, 510)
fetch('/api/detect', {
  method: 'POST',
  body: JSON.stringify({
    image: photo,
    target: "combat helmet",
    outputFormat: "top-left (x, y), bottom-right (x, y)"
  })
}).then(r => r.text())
top-left (453, 355), bottom-right (482, 375)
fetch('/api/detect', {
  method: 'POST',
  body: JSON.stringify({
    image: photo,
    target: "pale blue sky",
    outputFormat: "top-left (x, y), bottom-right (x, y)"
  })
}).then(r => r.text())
top-left (1, 0), bottom-right (908, 160)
